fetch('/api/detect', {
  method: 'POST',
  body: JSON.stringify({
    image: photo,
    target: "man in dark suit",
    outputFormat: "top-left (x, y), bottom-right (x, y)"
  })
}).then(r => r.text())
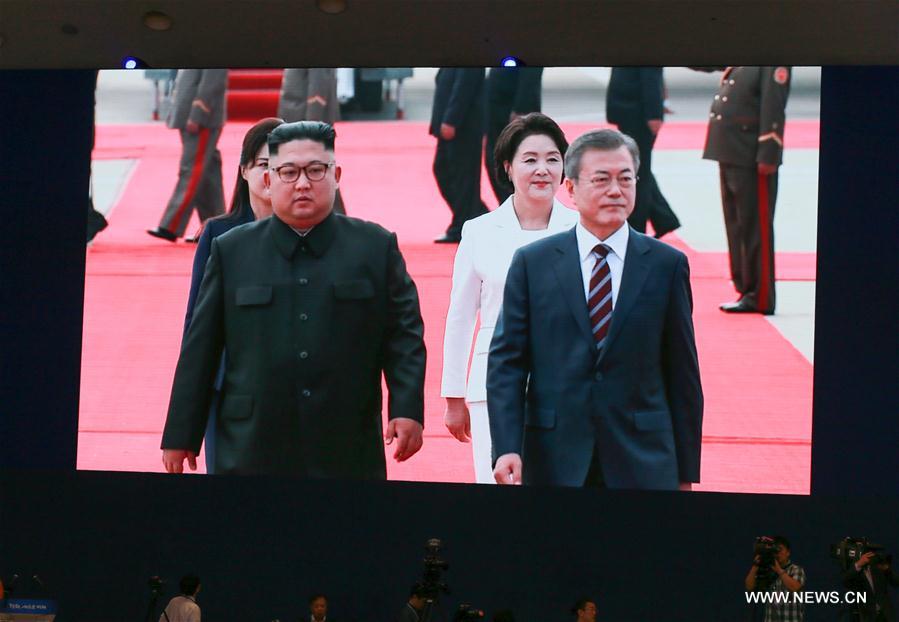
top-left (161, 121), bottom-right (426, 478)
top-left (430, 68), bottom-right (489, 243)
top-left (148, 69), bottom-right (228, 242)
top-left (606, 66), bottom-right (680, 238)
top-left (844, 551), bottom-right (899, 622)
top-left (487, 128), bottom-right (703, 489)
top-left (702, 66), bottom-right (791, 315)
top-left (484, 66), bottom-right (544, 203)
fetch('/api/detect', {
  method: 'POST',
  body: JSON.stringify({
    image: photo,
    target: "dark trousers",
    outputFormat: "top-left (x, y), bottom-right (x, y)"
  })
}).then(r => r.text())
top-left (485, 100), bottom-right (514, 203)
top-left (618, 121), bottom-right (680, 235)
top-left (159, 127), bottom-right (225, 236)
top-left (719, 164), bottom-right (778, 313)
top-left (433, 128), bottom-right (488, 237)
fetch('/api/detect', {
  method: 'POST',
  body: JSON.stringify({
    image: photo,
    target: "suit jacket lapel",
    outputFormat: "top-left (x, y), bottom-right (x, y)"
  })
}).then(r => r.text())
top-left (553, 228), bottom-right (595, 347)
top-left (598, 229), bottom-right (651, 363)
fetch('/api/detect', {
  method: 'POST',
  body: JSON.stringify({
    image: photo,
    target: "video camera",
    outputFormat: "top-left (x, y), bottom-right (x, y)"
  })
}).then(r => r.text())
top-left (831, 537), bottom-right (891, 571)
top-left (753, 536), bottom-right (779, 588)
top-left (418, 538), bottom-right (450, 603)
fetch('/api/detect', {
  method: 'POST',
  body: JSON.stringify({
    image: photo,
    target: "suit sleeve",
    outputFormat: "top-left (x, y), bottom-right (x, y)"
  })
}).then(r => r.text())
top-left (442, 68), bottom-right (485, 128)
top-left (661, 253), bottom-right (704, 482)
top-left (757, 66), bottom-right (791, 166)
top-left (441, 221), bottom-right (482, 397)
top-left (188, 69), bottom-right (227, 127)
top-left (161, 238), bottom-right (226, 452)
top-left (640, 67), bottom-right (665, 120)
top-left (183, 224), bottom-right (215, 336)
top-left (486, 248), bottom-right (531, 458)
top-left (512, 67), bottom-right (543, 113)
top-left (382, 233), bottom-right (427, 425)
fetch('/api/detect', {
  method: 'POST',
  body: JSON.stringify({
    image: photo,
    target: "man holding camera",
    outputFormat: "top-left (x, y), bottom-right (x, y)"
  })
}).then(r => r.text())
top-left (745, 536), bottom-right (806, 621)
top-left (843, 551), bottom-right (898, 622)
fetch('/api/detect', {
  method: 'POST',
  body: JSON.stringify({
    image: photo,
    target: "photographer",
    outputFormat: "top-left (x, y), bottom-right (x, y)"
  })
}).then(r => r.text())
top-left (398, 584), bottom-right (430, 622)
top-left (745, 536), bottom-right (805, 621)
top-left (843, 551), bottom-right (898, 621)
top-left (159, 575), bottom-right (201, 622)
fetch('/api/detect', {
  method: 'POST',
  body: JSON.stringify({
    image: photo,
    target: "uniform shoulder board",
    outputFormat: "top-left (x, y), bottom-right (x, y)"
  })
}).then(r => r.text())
top-left (774, 67), bottom-right (790, 84)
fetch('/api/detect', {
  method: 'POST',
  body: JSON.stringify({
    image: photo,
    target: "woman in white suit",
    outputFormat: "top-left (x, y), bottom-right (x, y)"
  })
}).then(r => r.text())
top-left (441, 113), bottom-right (578, 483)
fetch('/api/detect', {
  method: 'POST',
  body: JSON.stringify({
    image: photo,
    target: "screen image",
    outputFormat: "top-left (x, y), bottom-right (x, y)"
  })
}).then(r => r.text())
top-left (77, 66), bottom-right (820, 494)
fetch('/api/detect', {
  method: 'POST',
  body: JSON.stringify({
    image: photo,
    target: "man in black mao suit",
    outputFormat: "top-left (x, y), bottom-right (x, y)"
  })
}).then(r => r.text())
top-left (702, 66), bottom-right (791, 315)
top-left (430, 68), bottom-right (489, 243)
top-left (484, 66), bottom-right (544, 203)
top-left (487, 129), bottom-right (703, 489)
top-left (844, 550), bottom-right (899, 622)
top-left (606, 66), bottom-right (680, 237)
top-left (161, 121), bottom-right (426, 477)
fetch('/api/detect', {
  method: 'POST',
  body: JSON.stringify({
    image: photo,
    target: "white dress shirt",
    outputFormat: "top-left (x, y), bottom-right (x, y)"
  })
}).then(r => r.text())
top-left (160, 595), bottom-right (200, 622)
top-left (441, 197), bottom-right (579, 402)
top-left (575, 220), bottom-right (629, 309)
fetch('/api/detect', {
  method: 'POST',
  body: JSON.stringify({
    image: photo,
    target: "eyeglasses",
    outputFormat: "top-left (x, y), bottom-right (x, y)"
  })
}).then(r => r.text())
top-left (272, 161), bottom-right (334, 183)
top-left (578, 174), bottom-right (638, 190)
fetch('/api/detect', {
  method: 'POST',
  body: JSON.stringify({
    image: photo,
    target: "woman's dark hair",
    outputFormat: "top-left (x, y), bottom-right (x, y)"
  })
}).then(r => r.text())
top-left (493, 112), bottom-right (569, 186)
top-left (215, 116), bottom-right (284, 225)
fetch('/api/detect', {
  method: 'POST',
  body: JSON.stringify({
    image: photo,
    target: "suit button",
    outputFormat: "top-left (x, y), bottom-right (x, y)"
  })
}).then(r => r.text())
top-left (299, 313), bottom-right (308, 321)
top-left (594, 372), bottom-right (603, 381)
top-left (729, 79), bottom-right (735, 85)
top-left (299, 350), bottom-right (309, 359)
top-left (302, 389), bottom-right (311, 398)
top-left (716, 114), bottom-right (722, 120)
top-left (709, 112), bottom-right (715, 118)
top-left (714, 94), bottom-right (720, 100)
top-left (722, 96), bottom-right (728, 102)
top-left (299, 278), bottom-right (308, 285)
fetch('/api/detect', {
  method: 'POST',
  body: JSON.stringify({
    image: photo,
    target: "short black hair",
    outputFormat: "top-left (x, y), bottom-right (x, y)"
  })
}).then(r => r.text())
top-left (409, 583), bottom-right (429, 598)
top-left (493, 112), bottom-right (569, 184)
top-left (179, 574), bottom-right (200, 596)
top-left (309, 593), bottom-right (327, 605)
top-left (268, 120), bottom-right (336, 155)
top-left (773, 535), bottom-right (791, 551)
top-left (564, 128), bottom-right (640, 180)
top-left (571, 599), bottom-right (595, 615)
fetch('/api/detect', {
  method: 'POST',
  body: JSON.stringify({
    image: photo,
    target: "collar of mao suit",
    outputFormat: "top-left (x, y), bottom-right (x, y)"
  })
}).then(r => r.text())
top-left (269, 210), bottom-right (338, 259)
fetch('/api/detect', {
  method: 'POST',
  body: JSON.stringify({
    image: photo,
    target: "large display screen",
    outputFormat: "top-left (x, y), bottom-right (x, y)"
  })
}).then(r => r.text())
top-left (78, 66), bottom-right (820, 494)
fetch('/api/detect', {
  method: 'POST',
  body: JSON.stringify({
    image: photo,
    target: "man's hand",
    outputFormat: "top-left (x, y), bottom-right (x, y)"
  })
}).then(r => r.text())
top-left (647, 119), bottom-right (663, 135)
top-left (856, 551), bottom-right (876, 569)
top-left (384, 418), bottom-right (424, 462)
top-left (444, 398), bottom-right (471, 442)
top-left (678, 482), bottom-right (693, 491)
top-left (439, 123), bottom-right (456, 141)
top-left (493, 453), bottom-right (522, 485)
top-left (185, 120), bottom-right (200, 135)
top-left (162, 449), bottom-right (198, 473)
top-left (758, 162), bottom-right (777, 176)
top-left (772, 559), bottom-right (784, 574)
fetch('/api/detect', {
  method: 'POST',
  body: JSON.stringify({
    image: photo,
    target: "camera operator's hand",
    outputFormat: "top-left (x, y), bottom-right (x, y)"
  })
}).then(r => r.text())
top-left (752, 554), bottom-right (762, 567)
top-left (855, 551), bottom-right (876, 570)
top-left (384, 417), bottom-right (424, 462)
top-left (494, 453), bottom-right (522, 485)
top-left (162, 449), bottom-right (198, 473)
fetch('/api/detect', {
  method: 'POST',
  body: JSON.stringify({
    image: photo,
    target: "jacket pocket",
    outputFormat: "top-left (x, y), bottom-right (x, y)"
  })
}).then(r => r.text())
top-left (632, 410), bottom-right (672, 432)
top-left (236, 285), bottom-right (273, 306)
top-left (333, 279), bottom-right (375, 300)
top-left (220, 394), bottom-right (253, 421)
top-left (525, 407), bottom-right (556, 430)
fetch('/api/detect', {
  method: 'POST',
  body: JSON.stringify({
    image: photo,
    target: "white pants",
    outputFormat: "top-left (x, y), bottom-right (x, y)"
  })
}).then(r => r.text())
top-left (468, 401), bottom-right (495, 484)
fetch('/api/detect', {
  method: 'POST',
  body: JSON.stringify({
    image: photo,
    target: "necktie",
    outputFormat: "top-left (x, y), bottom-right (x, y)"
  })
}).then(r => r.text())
top-left (588, 244), bottom-right (613, 351)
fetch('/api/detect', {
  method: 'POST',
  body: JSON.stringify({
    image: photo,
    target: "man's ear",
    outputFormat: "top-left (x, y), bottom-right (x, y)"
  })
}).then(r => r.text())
top-left (263, 169), bottom-right (272, 189)
top-left (333, 165), bottom-right (342, 185)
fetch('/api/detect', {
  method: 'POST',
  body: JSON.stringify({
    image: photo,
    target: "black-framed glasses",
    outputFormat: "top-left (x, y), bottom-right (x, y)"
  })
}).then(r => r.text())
top-left (579, 174), bottom-right (638, 190)
top-left (272, 161), bottom-right (334, 183)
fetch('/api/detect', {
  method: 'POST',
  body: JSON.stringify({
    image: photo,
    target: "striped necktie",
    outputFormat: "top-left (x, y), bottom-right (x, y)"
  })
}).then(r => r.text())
top-left (588, 244), bottom-right (613, 351)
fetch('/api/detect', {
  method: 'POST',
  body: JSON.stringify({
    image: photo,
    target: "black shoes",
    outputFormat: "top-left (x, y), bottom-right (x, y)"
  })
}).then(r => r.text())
top-left (720, 300), bottom-right (774, 316)
top-left (147, 227), bottom-right (178, 242)
top-left (434, 233), bottom-right (461, 244)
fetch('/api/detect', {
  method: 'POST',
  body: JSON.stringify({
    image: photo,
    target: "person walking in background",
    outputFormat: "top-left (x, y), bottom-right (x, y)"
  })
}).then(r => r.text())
top-left (484, 66), bottom-right (544, 203)
top-left (181, 117), bottom-right (282, 473)
top-left (148, 69), bottom-right (228, 242)
top-left (430, 68), bottom-right (489, 243)
top-left (605, 66), bottom-right (680, 238)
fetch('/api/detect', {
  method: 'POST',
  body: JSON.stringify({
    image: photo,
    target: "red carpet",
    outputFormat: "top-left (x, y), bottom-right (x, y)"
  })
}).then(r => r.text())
top-left (81, 121), bottom-right (817, 493)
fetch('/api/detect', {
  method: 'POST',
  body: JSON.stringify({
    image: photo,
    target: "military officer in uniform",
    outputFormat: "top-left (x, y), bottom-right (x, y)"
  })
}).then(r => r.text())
top-left (148, 69), bottom-right (228, 242)
top-left (484, 66), bottom-right (544, 203)
top-left (702, 66), bottom-right (791, 315)
top-left (160, 121), bottom-right (426, 477)
top-left (430, 68), bottom-right (489, 243)
top-left (605, 66), bottom-right (680, 238)
top-left (278, 68), bottom-right (346, 215)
